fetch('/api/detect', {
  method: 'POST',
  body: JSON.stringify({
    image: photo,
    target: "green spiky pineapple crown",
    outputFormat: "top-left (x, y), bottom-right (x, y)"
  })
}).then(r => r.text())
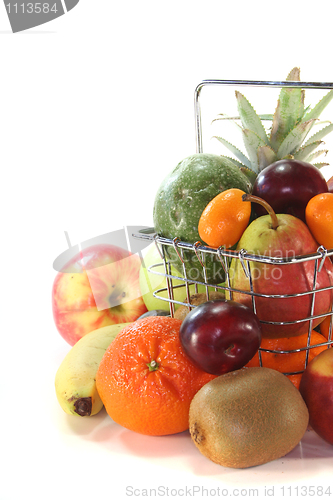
top-left (214, 67), bottom-right (333, 184)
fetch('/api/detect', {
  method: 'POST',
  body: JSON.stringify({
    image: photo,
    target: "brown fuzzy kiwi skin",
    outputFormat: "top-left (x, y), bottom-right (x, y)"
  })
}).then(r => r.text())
top-left (189, 367), bottom-right (309, 469)
top-left (174, 291), bottom-right (225, 321)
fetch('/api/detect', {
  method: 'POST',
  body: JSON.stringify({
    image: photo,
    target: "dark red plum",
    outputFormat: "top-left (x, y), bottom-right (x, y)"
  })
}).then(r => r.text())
top-left (179, 300), bottom-right (262, 375)
top-left (252, 159), bottom-right (328, 222)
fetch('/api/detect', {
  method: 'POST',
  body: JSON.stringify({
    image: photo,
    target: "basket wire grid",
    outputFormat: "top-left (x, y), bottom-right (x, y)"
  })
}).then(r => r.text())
top-left (134, 78), bottom-right (333, 376)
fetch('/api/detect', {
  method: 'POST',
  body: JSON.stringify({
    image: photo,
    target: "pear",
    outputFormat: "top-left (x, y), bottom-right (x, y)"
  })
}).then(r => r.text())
top-left (228, 195), bottom-right (333, 339)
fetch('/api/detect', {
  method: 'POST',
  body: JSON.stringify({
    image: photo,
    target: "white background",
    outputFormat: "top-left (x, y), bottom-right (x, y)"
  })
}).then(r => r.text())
top-left (1, 2), bottom-right (333, 500)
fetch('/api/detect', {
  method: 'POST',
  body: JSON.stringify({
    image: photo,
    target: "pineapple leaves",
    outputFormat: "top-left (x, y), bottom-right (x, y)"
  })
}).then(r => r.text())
top-left (304, 122), bottom-right (333, 145)
top-left (293, 140), bottom-right (323, 161)
top-left (313, 162), bottom-right (329, 169)
top-left (270, 88), bottom-right (305, 150)
top-left (211, 113), bottom-right (243, 129)
top-left (235, 91), bottom-right (269, 146)
top-left (257, 146), bottom-right (278, 171)
top-left (241, 129), bottom-right (267, 172)
top-left (219, 156), bottom-right (246, 169)
top-left (276, 119), bottom-right (316, 159)
top-left (214, 67), bottom-right (333, 174)
top-left (213, 136), bottom-right (252, 169)
top-left (302, 89), bottom-right (333, 122)
top-left (286, 67), bottom-right (301, 81)
top-left (239, 166), bottom-right (257, 187)
top-left (270, 67), bottom-right (304, 150)
top-left (213, 113), bottom-right (273, 122)
top-left (305, 149), bottom-right (328, 164)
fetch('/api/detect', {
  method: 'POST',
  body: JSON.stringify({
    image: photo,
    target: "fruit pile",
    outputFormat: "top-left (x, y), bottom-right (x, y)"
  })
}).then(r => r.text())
top-left (53, 68), bottom-right (333, 470)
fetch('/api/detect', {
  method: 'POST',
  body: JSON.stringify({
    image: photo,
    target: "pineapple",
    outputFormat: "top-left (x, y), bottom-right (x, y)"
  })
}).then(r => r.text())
top-left (214, 67), bottom-right (333, 184)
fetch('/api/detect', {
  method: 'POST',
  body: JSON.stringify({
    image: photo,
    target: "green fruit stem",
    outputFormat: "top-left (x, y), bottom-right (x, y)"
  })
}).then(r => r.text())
top-left (242, 194), bottom-right (279, 230)
top-left (147, 360), bottom-right (159, 372)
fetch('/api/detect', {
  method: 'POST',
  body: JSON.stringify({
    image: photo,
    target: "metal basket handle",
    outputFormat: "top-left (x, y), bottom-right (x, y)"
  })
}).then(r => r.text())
top-left (194, 78), bottom-right (333, 154)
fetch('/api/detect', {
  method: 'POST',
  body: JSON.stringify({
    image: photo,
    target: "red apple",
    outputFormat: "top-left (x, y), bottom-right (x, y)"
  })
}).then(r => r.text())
top-left (52, 244), bottom-right (147, 345)
top-left (299, 348), bottom-right (333, 445)
top-left (327, 176), bottom-right (333, 193)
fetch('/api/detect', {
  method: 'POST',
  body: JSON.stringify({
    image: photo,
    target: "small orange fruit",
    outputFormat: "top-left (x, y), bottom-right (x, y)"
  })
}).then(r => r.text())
top-left (305, 192), bottom-right (333, 250)
top-left (245, 330), bottom-right (328, 389)
top-left (320, 314), bottom-right (333, 339)
top-left (198, 188), bottom-right (251, 249)
top-left (96, 316), bottom-right (216, 436)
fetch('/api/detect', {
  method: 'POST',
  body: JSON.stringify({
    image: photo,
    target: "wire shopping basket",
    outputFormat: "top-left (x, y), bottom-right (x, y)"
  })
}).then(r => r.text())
top-left (133, 77), bottom-right (333, 377)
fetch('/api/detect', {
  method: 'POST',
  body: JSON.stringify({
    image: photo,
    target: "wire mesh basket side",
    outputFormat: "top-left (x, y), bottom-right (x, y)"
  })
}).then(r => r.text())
top-left (146, 233), bottom-right (333, 377)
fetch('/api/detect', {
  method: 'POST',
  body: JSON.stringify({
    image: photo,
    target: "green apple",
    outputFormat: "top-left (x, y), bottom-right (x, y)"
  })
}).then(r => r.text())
top-left (139, 242), bottom-right (207, 312)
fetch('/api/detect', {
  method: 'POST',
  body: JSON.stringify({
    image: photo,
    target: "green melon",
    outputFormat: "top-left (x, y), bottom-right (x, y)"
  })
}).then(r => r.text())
top-left (153, 153), bottom-right (251, 284)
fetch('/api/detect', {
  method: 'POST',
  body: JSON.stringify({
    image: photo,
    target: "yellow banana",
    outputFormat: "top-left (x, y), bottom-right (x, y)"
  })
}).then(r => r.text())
top-left (55, 322), bottom-right (131, 417)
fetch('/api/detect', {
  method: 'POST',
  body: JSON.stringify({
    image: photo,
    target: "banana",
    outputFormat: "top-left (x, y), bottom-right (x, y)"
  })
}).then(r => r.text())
top-left (55, 322), bottom-right (131, 417)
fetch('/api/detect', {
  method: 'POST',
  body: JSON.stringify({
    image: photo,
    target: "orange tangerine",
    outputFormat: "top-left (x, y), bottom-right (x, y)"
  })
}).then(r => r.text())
top-left (245, 330), bottom-right (329, 389)
top-left (198, 188), bottom-right (251, 249)
top-left (96, 316), bottom-right (216, 436)
top-left (305, 192), bottom-right (333, 250)
top-left (319, 314), bottom-right (333, 339)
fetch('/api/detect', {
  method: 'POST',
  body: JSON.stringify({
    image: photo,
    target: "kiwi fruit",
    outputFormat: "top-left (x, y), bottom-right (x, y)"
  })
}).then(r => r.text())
top-left (174, 291), bottom-right (225, 321)
top-left (189, 367), bottom-right (309, 469)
